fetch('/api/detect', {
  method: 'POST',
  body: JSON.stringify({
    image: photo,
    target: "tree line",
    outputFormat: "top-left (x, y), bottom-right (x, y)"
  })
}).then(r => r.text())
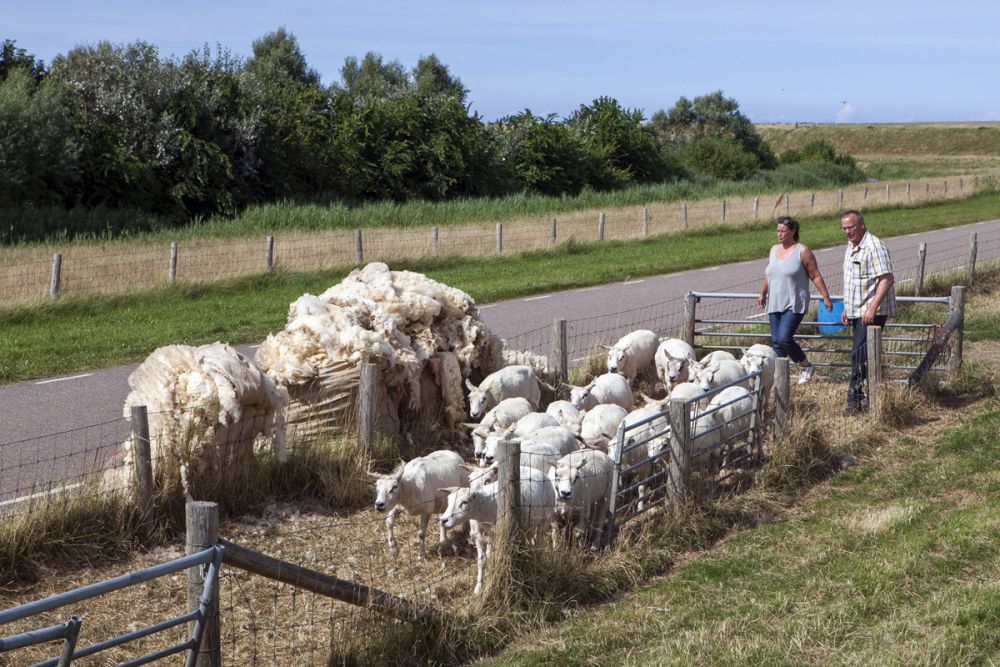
top-left (0, 31), bottom-right (860, 241)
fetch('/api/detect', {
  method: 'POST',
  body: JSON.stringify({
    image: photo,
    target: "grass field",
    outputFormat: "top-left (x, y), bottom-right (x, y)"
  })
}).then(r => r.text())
top-left (3, 191), bottom-right (999, 384)
top-left (757, 121), bottom-right (1000, 156)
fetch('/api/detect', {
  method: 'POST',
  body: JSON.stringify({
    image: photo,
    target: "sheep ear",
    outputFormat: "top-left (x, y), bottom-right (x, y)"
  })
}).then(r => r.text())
top-left (576, 456), bottom-right (589, 471)
top-left (461, 422), bottom-right (478, 430)
top-left (502, 423), bottom-right (517, 436)
top-left (367, 471), bottom-right (382, 479)
top-left (460, 464), bottom-right (477, 473)
top-left (740, 347), bottom-right (748, 357)
top-left (438, 486), bottom-right (459, 496)
top-left (599, 344), bottom-right (612, 350)
top-left (465, 379), bottom-right (477, 392)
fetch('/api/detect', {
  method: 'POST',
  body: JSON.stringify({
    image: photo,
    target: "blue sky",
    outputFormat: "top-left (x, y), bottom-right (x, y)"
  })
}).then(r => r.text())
top-left (6, 1), bottom-right (1000, 123)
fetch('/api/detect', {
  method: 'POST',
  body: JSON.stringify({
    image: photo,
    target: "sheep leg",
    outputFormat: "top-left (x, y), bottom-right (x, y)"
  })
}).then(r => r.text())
top-left (473, 531), bottom-right (486, 596)
top-left (417, 513), bottom-right (429, 560)
top-left (385, 510), bottom-right (399, 558)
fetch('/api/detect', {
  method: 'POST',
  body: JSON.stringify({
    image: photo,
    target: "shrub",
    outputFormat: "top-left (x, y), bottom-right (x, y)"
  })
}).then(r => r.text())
top-left (681, 136), bottom-right (760, 180)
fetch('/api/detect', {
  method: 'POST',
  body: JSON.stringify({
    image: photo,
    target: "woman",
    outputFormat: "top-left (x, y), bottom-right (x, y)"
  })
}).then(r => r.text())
top-left (757, 217), bottom-right (833, 384)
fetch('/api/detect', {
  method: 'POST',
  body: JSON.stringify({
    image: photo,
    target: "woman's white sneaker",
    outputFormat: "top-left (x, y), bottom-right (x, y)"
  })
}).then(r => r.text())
top-left (797, 365), bottom-right (815, 385)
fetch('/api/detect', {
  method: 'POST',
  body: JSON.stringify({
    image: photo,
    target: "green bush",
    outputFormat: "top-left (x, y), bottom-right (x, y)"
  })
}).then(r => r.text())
top-left (681, 137), bottom-right (760, 180)
top-left (496, 110), bottom-right (588, 196)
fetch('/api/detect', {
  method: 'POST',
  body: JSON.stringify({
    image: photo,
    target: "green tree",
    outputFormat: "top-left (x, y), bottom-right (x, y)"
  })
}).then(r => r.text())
top-left (0, 39), bottom-right (46, 82)
top-left (0, 68), bottom-right (80, 205)
top-left (496, 110), bottom-right (586, 196)
top-left (569, 96), bottom-right (678, 190)
top-left (653, 91), bottom-right (776, 169)
top-left (245, 27), bottom-right (320, 86)
top-left (412, 54), bottom-right (467, 101)
top-left (680, 136), bottom-right (760, 180)
top-left (338, 52), bottom-right (409, 98)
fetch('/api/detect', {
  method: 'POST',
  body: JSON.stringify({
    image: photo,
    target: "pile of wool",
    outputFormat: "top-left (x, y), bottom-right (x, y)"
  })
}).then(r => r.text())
top-left (255, 263), bottom-right (503, 426)
top-left (105, 342), bottom-right (287, 497)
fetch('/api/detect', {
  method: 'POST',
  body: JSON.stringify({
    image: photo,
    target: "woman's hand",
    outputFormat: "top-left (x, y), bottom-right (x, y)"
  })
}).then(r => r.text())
top-left (757, 293), bottom-right (767, 309)
top-left (823, 296), bottom-right (833, 311)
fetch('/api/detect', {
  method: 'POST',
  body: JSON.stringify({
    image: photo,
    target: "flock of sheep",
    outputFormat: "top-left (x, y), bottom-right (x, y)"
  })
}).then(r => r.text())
top-left (370, 329), bottom-right (778, 595)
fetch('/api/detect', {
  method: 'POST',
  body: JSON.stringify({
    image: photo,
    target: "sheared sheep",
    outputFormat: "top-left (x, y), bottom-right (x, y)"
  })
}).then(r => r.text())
top-left (654, 338), bottom-right (696, 391)
top-left (566, 373), bottom-right (633, 412)
top-left (605, 329), bottom-right (659, 384)
top-left (464, 397), bottom-right (533, 459)
top-left (580, 404), bottom-right (628, 449)
top-left (371, 450), bottom-right (470, 559)
top-left (466, 365), bottom-right (553, 419)
top-left (439, 466), bottom-right (557, 595)
top-left (690, 359), bottom-right (751, 394)
top-left (481, 436), bottom-right (561, 473)
top-left (549, 450), bottom-right (613, 545)
top-left (545, 400), bottom-right (584, 434)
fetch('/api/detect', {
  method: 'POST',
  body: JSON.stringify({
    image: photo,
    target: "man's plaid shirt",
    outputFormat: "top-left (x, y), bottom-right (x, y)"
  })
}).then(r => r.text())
top-left (842, 230), bottom-right (896, 319)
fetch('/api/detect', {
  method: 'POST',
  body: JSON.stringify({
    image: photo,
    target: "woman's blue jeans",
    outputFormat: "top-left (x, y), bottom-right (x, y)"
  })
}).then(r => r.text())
top-left (768, 310), bottom-right (806, 363)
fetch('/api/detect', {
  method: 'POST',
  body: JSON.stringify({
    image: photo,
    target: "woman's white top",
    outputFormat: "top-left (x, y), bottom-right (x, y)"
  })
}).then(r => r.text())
top-left (766, 244), bottom-right (810, 314)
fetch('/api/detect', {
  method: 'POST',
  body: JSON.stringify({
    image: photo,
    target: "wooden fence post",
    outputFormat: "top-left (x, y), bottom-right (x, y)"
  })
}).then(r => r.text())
top-left (838, 189), bottom-right (844, 208)
top-left (720, 200), bottom-right (726, 222)
top-left (810, 192), bottom-right (815, 210)
top-left (773, 357), bottom-right (791, 441)
top-left (925, 182), bottom-right (930, 197)
top-left (431, 227), bottom-right (439, 256)
top-left (642, 207), bottom-right (649, 238)
top-left (130, 405), bottom-right (155, 538)
top-left (50, 253), bottom-right (61, 298)
top-left (944, 180), bottom-right (948, 196)
top-left (168, 242), bottom-right (178, 285)
top-left (914, 243), bottom-right (927, 297)
top-left (264, 236), bottom-right (274, 272)
top-left (682, 292), bottom-right (697, 347)
top-left (598, 212), bottom-right (605, 241)
top-left (866, 326), bottom-right (882, 414)
top-left (967, 232), bottom-right (978, 285)
top-left (358, 362), bottom-right (378, 459)
top-left (959, 177), bottom-right (964, 192)
top-left (948, 286), bottom-right (966, 376)
top-left (885, 184), bottom-right (890, 203)
top-left (495, 223), bottom-right (503, 255)
top-left (668, 399), bottom-right (691, 503)
top-left (551, 319), bottom-right (568, 385)
top-left (186, 501), bottom-right (220, 667)
top-left (682, 203), bottom-right (688, 229)
top-left (489, 438), bottom-right (522, 598)
top-left (550, 218), bottom-right (557, 245)
top-left (907, 182), bottom-right (912, 200)
top-left (784, 194), bottom-right (790, 216)
top-left (354, 228), bottom-right (363, 265)
top-left (752, 196), bottom-right (759, 219)
top-left (863, 186), bottom-right (869, 200)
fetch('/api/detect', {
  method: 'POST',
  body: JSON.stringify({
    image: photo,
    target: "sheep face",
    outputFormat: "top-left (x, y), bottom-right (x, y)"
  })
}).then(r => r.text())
top-left (551, 458), bottom-right (588, 502)
top-left (481, 435), bottom-right (502, 466)
top-left (606, 347), bottom-right (627, 375)
top-left (439, 487), bottom-right (475, 528)
top-left (471, 428), bottom-right (490, 460)
top-left (741, 355), bottom-right (765, 374)
top-left (692, 363), bottom-right (719, 392)
top-left (569, 384), bottom-right (593, 410)
top-left (467, 387), bottom-right (492, 420)
top-left (659, 352), bottom-right (688, 384)
top-left (373, 471), bottom-right (403, 513)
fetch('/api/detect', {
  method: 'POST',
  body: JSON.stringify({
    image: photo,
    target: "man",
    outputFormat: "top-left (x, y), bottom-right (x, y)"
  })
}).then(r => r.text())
top-left (839, 210), bottom-right (896, 415)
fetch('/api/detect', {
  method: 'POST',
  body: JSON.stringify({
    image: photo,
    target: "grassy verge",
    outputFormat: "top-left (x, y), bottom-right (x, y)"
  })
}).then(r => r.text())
top-left (3, 190), bottom-right (1000, 384)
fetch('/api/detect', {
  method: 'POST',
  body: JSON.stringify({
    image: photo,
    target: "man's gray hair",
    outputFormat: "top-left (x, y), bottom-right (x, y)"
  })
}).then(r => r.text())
top-left (842, 209), bottom-right (864, 225)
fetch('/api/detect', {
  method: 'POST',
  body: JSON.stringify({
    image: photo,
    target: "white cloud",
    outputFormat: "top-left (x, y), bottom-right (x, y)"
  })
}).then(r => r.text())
top-left (835, 103), bottom-right (855, 123)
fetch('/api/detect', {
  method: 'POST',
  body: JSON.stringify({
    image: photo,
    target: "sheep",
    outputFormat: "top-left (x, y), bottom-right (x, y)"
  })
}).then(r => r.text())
top-left (523, 425), bottom-right (581, 457)
top-left (654, 338), bottom-right (696, 391)
top-left (466, 365), bottom-right (553, 419)
top-left (549, 450), bottom-right (613, 545)
top-left (370, 450), bottom-right (470, 559)
top-left (613, 404), bottom-right (672, 510)
top-left (481, 436), bottom-right (562, 473)
top-left (580, 404), bottom-right (628, 449)
top-left (706, 386), bottom-right (755, 449)
top-left (439, 466), bottom-right (557, 595)
top-left (545, 400), bottom-right (584, 434)
top-left (566, 373), bottom-right (634, 412)
top-left (690, 359), bottom-right (751, 394)
top-left (464, 397), bottom-right (533, 459)
top-left (700, 350), bottom-right (738, 364)
top-left (510, 411), bottom-right (560, 437)
top-left (739, 344), bottom-right (776, 411)
top-left (605, 329), bottom-right (659, 384)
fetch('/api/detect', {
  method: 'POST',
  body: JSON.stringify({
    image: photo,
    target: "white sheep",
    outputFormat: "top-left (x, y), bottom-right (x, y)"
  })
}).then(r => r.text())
top-left (523, 425), bottom-right (581, 457)
top-left (481, 436), bottom-right (562, 473)
top-left (739, 344), bottom-right (776, 410)
top-left (510, 411), bottom-right (560, 437)
top-left (690, 359), bottom-right (751, 394)
top-left (566, 373), bottom-right (633, 412)
top-left (439, 466), bottom-right (557, 595)
top-left (545, 400), bottom-right (584, 434)
top-left (464, 397), bottom-right (533, 459)
top-left (614, 404), bottom-right (672, 510)
top-left (654, 338), bottom-right (696, 391)
top-left (580, 404), bottom-right (629, 449)
top-left (549, 450), bottom-right (613, 544)
top-left (371, 450), bottom-right (471, 559)
top-left (466, 365), bottom-right (552, 419)
top-left (700, 349), bottom-right (738, 364)
top-left (706, 386), bottom-right (755, 449)
top-left (605, 329), bottom-right (659, 384)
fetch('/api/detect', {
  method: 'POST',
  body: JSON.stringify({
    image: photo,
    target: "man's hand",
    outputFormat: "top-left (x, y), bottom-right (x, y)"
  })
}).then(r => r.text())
top-left (840, 311), bottom-right (849, 326)
top-left (862, 306), bottom-right (877, 325)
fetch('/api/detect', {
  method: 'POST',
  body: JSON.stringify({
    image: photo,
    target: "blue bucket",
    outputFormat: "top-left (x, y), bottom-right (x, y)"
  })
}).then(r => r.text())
top-left (817, 300), bottom-right (848, 335)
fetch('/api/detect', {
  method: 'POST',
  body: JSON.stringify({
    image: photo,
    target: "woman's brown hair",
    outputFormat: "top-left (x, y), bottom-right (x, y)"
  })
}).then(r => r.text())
top-left (777, 216), bottom-right (800, 242)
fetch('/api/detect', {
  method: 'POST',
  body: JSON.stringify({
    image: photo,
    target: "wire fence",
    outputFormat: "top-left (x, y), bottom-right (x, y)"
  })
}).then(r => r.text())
top-left (1, 174), bottom-right (993, 307)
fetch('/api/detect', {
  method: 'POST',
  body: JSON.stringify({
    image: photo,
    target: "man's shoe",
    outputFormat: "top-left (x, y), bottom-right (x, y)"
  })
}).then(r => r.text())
top-left (843, 404), bottom-right (862, 417)
top-left (797, 365), bottom-right (815, 385)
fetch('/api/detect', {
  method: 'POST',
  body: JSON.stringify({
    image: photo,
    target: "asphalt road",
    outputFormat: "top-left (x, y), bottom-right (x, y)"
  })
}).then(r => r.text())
top-left (1, 218), bottom-right (997, 503)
